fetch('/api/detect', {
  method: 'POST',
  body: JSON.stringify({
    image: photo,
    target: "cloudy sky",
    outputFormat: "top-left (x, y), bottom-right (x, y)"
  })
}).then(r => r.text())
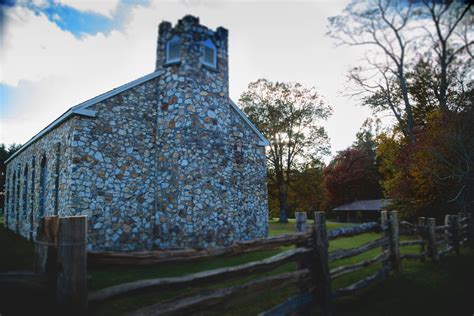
top-left (0, 0), bottom-right (386, 159)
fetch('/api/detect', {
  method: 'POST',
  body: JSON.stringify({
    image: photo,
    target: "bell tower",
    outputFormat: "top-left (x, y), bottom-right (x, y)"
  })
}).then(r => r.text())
top-left (153, 16), bottom-right (239, 249)
top-left (155, 15), bottom-right (229, 97)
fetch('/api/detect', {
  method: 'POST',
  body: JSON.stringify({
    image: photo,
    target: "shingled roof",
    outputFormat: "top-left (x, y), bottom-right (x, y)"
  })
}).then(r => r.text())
top-left (332, 199), bottom-right (391, 212)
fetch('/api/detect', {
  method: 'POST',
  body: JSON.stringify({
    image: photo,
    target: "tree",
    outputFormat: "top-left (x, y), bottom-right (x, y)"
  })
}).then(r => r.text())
top-left (353, 117), bottom-right (381, 157)
top-left (239, 79), bottom-right (332, 222)
top-left (324, 146), bottom-right (382, 210)
top-left (419, 0), bottom-right (473, 111)
top-left (376, 131), bottom-right (417, 218)
top-left (323, 120), bottom-right (383, 212)
top-left (328, 0), bottom-right (472, 142)
top-left (410, 107), bottom-right (474, 217)
top-left (328, 0), bottom-right (416, 141)
top-left (288, 159), bottom-right (326, 216)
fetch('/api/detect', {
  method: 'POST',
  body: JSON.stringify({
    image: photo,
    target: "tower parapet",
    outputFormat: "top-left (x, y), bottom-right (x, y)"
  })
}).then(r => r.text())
top-left (156, 15), bottom-right (229, 97)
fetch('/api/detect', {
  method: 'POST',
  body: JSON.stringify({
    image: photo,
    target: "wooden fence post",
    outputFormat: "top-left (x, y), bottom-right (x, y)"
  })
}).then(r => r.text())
top-left (380, 211), bottom-right (389, 267)
top-left (450, 215), bottom-right (460, 255)
top-left (313, 212), bottom-right (332, 316)
top-left (295, 211), bottom-right (311, 314)
top-left (388, 211), bottom-right (401, 273)
top-left (56, 216), bottom-right (87, 313)
top-left (444, 215), bottom-right (451, 252)
top-left (295, 212), bottom-right (308, 233)
top-left (33, 215), bottom-right (60, 307)
top-left (418, 217), bottom-right (426, 262)
top-left (34, 216), bottom-right (59, 274)
top-left (426, 218), bottom-right (439, 262)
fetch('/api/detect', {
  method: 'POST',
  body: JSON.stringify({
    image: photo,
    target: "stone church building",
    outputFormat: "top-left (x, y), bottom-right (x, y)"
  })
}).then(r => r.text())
top-left (4, 15), bottom-right (269, 251)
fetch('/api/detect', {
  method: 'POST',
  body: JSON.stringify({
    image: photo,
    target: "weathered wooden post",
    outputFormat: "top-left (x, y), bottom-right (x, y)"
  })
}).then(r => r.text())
top-left (418, 217), bottom-right (426, 262)
top-left (449, 215), bottom-right (460, 255)
top-left (426, 218), bottom-right (439, 262)
top-left (388, 211), bottom-right (401, 273)
top-left (56, 216), bottom-right (87, 313)
top-left (313, 212), bottom-right (332, 316)
top-left (444, 214), bottom-right (451, 253)
top-left (294, 211), bottom-right (310, 314)
top-left (444, 214), bottom-right (459, 255)
top-left (295, 212), bottom-right (308, 233)
top-left (34, 216), bottom-right (59, 280)
top-left (34, 215), bottom-right (60, 306)
top-left (380, 211), bottom-right (389, 267)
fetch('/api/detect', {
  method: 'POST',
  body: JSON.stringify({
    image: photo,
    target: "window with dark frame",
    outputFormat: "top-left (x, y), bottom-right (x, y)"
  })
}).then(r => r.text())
top-left (39, 155), bottom-right (47, 217)
top-left (30, 157), bottom-right (35, 240)
top-left (201, 39), bottom-right (217, 68)
top-left (166, 35), bottom-right (181, 64)
top-left (23, 164), bottom-right (28, 221)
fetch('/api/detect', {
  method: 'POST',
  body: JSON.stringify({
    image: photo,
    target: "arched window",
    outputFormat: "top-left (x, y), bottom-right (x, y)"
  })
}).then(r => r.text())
top-left (15, 166), bottom-right (20, 232)
top-left (30, 157), bottom-right (36, 240)
top-left (11, 170), bottom-right (16, 228)
top-left (5, 171), bottom-right (10, 227)
top-left (54, 143), bottom-right (60, 215)
top-left (23, 165), bottom-right (28, 222)
top-left (166, 35), bottom-right (181, 64)
top-left (39, 155), bottom-right (47, 218)
top-left (201, 39), bottom-right (217, 68)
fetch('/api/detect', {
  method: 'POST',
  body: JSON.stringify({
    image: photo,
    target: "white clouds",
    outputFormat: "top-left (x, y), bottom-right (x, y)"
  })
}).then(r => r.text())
top-left (30, 0), bottom-right (48, 7)
top-left (0, 4), bottom-right (155, 144)
top-left (54, 0), bottom-right (121, 17)
top-left (0, 0), bottom-right (379, 159)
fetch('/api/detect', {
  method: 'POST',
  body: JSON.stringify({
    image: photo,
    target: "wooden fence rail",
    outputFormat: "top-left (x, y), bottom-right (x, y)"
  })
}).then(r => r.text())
top-left (327, 222), bottom-right (380, 240)
top-left (3, 210), bottom-right (472, 316)
top-left (88, 230), bottom-right (312, 266)
top-left (330, 250), bottom-right (389, 280)
top-left (329, 237), bottom-right (389, 262)
top-left (130, 269), bottom-right (312, 316)
top-left (88, 247), bottom-right (311, 303)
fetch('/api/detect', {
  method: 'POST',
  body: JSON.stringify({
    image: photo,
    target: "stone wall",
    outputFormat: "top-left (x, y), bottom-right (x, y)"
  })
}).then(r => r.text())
top-left (153, 15), bottom-right (268, 248)
top-left (4, 118), bottom-right (76, 240)
top-left (70, 78), bottom-right (159, 251)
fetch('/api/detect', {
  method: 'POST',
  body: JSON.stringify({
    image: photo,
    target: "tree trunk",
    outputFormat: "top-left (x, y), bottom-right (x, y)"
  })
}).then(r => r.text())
top-left (278, 182), bottom-right (289, 223)
top-left (398, 68), bottom-right (416, 143)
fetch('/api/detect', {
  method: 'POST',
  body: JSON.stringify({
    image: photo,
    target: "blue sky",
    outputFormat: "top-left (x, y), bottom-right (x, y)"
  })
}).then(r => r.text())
top-left (1, 0), bottom-right (151, 120)
top-left (0, 0), bottom-right (382, 159)
top-left (2, 0), bottom-right (149, 37)
top-left (0, 84), bottom-right (13, 115)
top-left (0, 0), bottom-right (149, 123)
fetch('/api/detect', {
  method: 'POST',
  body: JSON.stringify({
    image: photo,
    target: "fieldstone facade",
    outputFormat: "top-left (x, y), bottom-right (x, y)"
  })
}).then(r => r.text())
top-left (4, 15), bottom-right (269, 251)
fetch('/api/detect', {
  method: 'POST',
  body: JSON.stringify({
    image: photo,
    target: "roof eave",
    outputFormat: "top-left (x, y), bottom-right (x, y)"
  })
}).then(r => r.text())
top-left (229, 100), bottom-right (269, 147)
top-left (5, 71), bottom-right (162, 164)
top-left (5, 109), bottom-right (96, 164)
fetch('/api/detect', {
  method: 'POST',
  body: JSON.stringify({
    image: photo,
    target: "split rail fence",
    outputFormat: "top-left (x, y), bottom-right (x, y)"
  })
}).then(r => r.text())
top-left (1, 211), bottom-right (473, 315)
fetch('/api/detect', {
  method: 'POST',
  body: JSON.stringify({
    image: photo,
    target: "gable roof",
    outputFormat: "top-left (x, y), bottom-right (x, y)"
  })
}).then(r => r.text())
top-left (229, 100), bottom-right (269, 147)
top-left (6, 71), bottom-right (162, 164)
top-left (332, 199), bottom-right (392, 212)
top-left (6, 71), bottom-right (269, 164)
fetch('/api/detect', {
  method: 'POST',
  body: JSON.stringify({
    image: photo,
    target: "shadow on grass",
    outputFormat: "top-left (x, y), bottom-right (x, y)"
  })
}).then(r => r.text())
top-left (0, 217), bottom-right (34, 271)
top-left (330, 249), bottom-right (474, 316)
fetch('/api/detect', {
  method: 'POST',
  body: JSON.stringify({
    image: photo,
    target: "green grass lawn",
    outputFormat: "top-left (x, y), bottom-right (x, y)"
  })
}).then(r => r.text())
top-left (0, 216), bottom-right (35, 271)
top-left (332, 248), bottom-right (474, 316)
top-left (1, 216), bottom-right (473, 315)
top-left (268, 218), bottom-right (349, 236)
